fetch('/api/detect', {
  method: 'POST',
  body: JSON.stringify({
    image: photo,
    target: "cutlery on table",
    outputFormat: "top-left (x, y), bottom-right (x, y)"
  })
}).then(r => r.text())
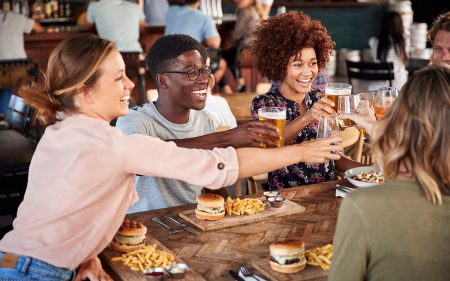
top-left (163, 214), bottom-right (199, 235)
top-left (240, 265), bottom-right (259, 281)
top-left (334, 184), bottom-right (355, 193)
top-left (151, 216), bottom-right (181, 234)
top-left (228, 270), bottom-right (246, 281)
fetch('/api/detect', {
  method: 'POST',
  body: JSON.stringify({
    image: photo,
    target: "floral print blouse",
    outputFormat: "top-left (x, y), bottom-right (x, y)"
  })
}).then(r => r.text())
top-left (251, 86), bottom-right (337, 190)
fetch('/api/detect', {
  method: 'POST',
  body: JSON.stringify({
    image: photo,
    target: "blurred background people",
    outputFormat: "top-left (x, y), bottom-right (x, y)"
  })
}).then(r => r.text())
top-left (256, 0), bottom-right (273, 19)
top-left (250, 11), bottom-right (362, 190)
top-left (140, 0), bottom-right (169, 26)
top-left (368, 11), bottom-right (408, 91)
top-left (428, 11), bottom-right (450, 66)
top-left (78, 0), bottom-right (145, 52)
top-left (222, 0), bottom-right (262, 92)
top-left (330, 64), bottom-right (450, 281)
top-left (165, 0), bottom-right (231, 93)
top-left (0, 10), bottom-right (43, 118)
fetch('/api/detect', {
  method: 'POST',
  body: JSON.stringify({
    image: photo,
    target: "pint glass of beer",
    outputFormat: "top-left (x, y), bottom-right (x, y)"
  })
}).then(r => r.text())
top-left (325, 83), bottom-right (352, 112)
top-left (258, 107), bottom-right (286, 148)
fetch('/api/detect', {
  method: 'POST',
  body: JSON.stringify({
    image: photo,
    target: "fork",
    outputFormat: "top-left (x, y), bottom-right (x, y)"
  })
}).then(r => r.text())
top-left (240, 265), bottom-right (259, 281)
top-left (152, 217), bottom-right (181, 234)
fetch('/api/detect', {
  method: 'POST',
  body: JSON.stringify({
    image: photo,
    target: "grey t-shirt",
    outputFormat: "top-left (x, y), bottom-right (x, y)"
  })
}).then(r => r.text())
top-left (0, 12), bottom-right (34, 59)
top-left (116, 102), bottom-right (215, 213)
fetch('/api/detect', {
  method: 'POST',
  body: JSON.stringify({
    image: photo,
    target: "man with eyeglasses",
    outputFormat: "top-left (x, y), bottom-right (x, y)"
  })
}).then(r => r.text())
top-left (429, 11), bottom-right (450, 66)
top-left (116, 35), bottom-right (279, 212)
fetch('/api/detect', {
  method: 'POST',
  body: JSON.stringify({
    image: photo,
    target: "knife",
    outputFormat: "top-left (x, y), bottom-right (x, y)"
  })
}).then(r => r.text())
top-left (163, 214), bottom-right (199, 235)
top-left (228, 270), bottom-right (245, 281)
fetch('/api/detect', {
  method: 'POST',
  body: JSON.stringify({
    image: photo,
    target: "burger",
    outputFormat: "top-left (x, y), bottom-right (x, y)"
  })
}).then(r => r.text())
top-left (194, 193), bottom-right (225, 221)
top-left (269, 240), bottom-right (306, 273)
top-left (111, 219), bottom-right (147, 252)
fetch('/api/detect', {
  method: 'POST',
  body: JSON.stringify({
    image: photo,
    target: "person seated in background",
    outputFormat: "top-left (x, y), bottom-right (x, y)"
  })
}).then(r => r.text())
top-left (368, 11), bottom-right (408, 91)
top-left (140, 0), bottom-right (169, 26)
top-left (77, 0), bottom-right (145, 52)
top-left (256, 0), bottom-right (273, 19)
top-left (250, 11), bottom-right (362, 190)
top-left (0, 10), bottom-right (43, 119)
top-left (222, 0), bottom-right (262, 92)
top-left (116, 34), bottom-right (283, 212)
top-left (329, 64), bottom-right (450, 281)
top-left (428, 11), bottom-right (450, 66)
top-left (0, 33), bottom-right (342, 281)
top-left (165, 0), bottom-right (231, 93)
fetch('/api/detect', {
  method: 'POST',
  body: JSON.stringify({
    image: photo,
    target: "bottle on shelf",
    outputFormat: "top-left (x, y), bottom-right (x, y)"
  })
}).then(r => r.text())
top-left (2, 0), bottom-right (12, 12)
top-left (31, 0), bottom-right (45, 19)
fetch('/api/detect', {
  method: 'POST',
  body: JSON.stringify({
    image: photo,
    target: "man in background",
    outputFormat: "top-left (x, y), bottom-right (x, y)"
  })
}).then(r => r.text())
top-left (428, 11), bottom-right (450, 66)
top-left (78, 0), bottom-right (145, 52)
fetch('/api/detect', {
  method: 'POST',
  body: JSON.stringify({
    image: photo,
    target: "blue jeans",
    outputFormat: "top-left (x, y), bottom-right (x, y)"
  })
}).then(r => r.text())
top-left (0, 88), bottom-right (12, 114)
top-left (0, 251), bottom-right (76, 281)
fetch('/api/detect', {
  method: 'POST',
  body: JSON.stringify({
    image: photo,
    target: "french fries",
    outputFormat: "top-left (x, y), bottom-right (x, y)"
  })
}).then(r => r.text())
top-left (305, 244), bottom-right (333, 270)
top-left (111, 244), bottom-right (175, 271)
top-left (224, 197), bottom-right (265, 216)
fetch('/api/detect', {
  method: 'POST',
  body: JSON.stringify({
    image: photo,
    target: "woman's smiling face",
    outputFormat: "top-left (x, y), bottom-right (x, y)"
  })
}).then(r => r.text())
top-left (280, 47), bottom-right (319, 96)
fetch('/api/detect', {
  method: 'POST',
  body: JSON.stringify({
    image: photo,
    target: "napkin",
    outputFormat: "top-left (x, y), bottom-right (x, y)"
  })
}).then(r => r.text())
top-left (335, 189), bottom-right (347, 198)
top-left (238, 270), bottom-right (267, 281)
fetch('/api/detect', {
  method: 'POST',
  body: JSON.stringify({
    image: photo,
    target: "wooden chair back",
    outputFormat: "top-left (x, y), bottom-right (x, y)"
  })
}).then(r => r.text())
top-left (120, 52), bottom-right (147, 105)
top-left (346, 60), bottom-right (394, 87)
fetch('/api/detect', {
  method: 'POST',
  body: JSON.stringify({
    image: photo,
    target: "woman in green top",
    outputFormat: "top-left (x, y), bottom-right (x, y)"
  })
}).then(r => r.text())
top-left (329, 64), bottom-right (450, 281)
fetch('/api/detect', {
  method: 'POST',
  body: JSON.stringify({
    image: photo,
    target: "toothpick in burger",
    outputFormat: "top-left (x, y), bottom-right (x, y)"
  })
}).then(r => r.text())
top-left (195, 193), bottom-right (225, 221)
top-left (269, 240), bottom-right (306, 273)
top-left (111, 219), bottom-right (147, 252)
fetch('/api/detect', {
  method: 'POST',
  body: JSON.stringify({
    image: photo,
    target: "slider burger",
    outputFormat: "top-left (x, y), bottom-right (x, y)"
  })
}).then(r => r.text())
top-left (269, 240), bottom-right (306, 273)
top-left (195, 194), bottom-right (225, 221)
top-left (111, 219), bottom-right (147, 252)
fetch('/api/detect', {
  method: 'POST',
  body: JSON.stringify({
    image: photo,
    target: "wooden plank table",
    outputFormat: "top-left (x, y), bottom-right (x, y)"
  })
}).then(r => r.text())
top-left (100, 180), bottom-right (345, 281)
top-left (215, 92), bottom-right (258, 124)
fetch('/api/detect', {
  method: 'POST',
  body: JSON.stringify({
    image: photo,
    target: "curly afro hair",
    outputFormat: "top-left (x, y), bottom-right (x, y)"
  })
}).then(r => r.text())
top-left (251, 11), bottom-right (335, 82)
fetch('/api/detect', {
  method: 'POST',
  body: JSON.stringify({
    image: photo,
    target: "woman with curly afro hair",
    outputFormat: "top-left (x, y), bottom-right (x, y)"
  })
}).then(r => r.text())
top-left (250, 11), bottom-right (362, 190)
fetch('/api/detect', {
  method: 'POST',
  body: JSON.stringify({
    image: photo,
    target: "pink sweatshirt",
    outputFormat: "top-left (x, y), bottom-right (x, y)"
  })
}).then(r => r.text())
top-left (0, 114), bottom-right (239, 269)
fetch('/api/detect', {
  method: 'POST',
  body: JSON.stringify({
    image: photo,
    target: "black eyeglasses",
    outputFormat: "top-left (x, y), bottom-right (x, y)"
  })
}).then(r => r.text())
top-left (161, 66), bottom-right (212, 81)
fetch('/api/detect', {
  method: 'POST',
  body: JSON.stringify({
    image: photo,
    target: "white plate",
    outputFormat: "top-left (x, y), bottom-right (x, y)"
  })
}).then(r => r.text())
top-left (345, 166), bottom-right (384, 188)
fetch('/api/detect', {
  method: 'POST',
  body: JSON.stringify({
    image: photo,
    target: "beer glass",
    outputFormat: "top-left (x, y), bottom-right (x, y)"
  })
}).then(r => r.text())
top-left (258, 107), bottom-right (286, 148)
top-left (374, 87), bottom-right (398, 119)
top-left (338, 94), bottom-right (361, 128)
top-left (358, 91), bottom-right (376, 138)
top-left (316, 116), bottom-right (340, 140)
top-left (325, 83), bottom-right (352, 112)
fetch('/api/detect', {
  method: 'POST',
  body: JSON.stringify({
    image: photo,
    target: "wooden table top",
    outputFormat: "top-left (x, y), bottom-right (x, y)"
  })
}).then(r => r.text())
top-left (215, 92), bottom-right (259, 124)
top-left (101, 180), bottom-right (345, 281)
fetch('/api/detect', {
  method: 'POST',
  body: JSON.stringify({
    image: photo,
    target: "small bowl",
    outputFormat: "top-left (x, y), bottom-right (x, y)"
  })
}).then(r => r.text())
top-left (143, 267), bottom-right (166, 280)
top-left (166, 263), bottom-right (189, 279)
top-left (345, 166), bottom-right (384, 188)
top-left (263, 191), bottom-right (281, 200)
top-left (268, 196), bottom-right (285, 208)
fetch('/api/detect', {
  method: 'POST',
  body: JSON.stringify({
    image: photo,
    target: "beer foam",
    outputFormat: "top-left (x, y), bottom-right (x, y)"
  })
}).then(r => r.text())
top-left (259, 111), bottom-right (286, 120)
top-left (325, 88), bottom-right (351, 95)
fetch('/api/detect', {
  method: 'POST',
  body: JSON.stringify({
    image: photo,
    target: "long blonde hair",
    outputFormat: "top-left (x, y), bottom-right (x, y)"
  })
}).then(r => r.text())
top-left (372, 65), bottom-right (450, 204)
top-left (20, 34), bottom-right (117, 126)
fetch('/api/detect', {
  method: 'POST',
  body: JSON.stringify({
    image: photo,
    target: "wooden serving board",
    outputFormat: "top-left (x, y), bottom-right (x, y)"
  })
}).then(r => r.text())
top-left (179, 199), bottom-right (306, 231)
top-left (252, 258), bottom-right (328, 281)
top-left (100, 234), bottom-right (206, 281)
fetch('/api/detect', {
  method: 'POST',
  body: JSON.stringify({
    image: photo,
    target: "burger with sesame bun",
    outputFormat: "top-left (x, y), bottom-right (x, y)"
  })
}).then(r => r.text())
top-left (111, 219), bottom-right (147, 252)
top-left (195, 193), bottom-right (225, 221)
top-left (269, 240), bottom-right (306, 273)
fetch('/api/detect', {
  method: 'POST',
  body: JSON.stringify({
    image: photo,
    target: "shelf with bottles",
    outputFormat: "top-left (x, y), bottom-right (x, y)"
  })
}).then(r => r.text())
top-left (31, 0), bottom-right (71, 21)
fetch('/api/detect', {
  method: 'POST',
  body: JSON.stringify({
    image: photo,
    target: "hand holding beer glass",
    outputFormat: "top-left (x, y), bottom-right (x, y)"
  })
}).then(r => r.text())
top-left (337, 94), bottom-right (361, 128)
top-left (325, 83), bottom-right (352, 112)
top-left (258, 107), bottom-right (286, 148)
top-left (374, 87), bottom-right (398, 119)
